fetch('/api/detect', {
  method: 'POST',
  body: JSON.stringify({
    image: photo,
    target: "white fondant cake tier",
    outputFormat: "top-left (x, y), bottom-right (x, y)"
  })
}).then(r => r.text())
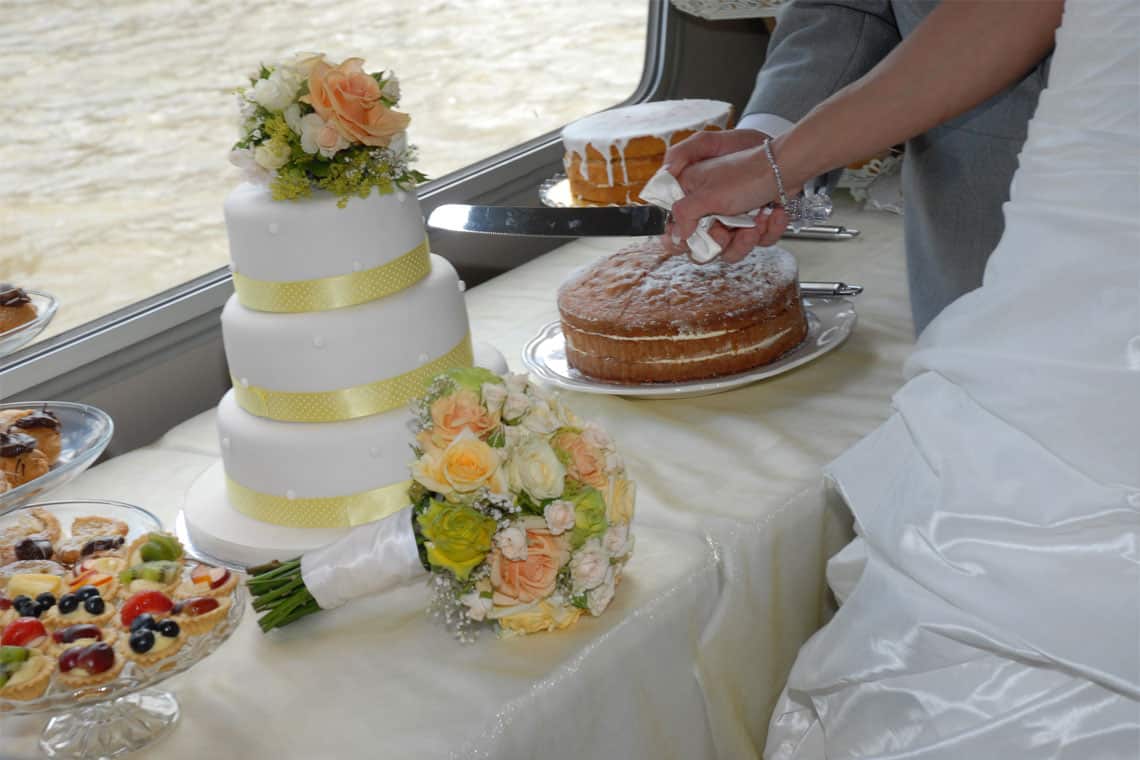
top-left (224, 183), bottom-right (426, 283)
top-left (222, 254), bottom-right (469, 393)
top-left (216, 390), bottom-right (412, 500)
top-left (182, 462), bottom-right (353, 567)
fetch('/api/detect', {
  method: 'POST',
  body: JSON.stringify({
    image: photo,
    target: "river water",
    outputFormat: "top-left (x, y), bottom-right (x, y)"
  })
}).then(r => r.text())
top-left (0, 0), bottom-right (648, 344)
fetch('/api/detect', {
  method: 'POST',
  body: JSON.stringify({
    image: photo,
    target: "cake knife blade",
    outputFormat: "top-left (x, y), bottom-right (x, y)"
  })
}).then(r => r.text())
top-left (427, 204), bottom-right (859, 240)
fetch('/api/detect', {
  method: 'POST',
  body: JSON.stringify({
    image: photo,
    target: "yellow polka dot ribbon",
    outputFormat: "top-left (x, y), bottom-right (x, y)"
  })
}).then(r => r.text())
top-left (226, 476), bottom-right (411, 528)
top-left (232, 238), bottom-right (431, 313)
top-left (232, 333), bottom-right (474, 423)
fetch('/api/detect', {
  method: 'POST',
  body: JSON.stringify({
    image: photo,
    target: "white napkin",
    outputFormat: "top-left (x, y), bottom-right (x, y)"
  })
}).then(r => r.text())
top-left (640, 168), bottom-right (764, 263)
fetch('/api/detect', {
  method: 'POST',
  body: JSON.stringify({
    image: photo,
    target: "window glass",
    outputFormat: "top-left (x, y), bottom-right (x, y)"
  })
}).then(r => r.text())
top-left (0, 1), bottom-right (649, 345)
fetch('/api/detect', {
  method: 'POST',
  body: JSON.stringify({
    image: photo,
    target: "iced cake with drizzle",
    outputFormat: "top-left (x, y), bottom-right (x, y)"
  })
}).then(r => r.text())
top-left (561, 99), bottom-right (732, 205)
top-left (557, 238), bottom-right (807, 383)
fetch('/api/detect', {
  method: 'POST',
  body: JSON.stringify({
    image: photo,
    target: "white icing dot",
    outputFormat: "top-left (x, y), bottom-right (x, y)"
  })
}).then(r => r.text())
top-left (457, 280), bottom-right (467, 293)
top-left (312, 336), bottom-right (325, 349)
top-left (417, 353), bottom-right (430, 363)
top-left (285, 490), bottom-right (296, 501)
top-left (268, 222), bottom-right (280, 235)
top-left (369, 446), bottom-right (382, 458)
top-left (221, 436), bottom-right (231, 450)
top-left (352, 260), bottom-right (363, 272)
top-left (239, 378), bottom-right (249, 388)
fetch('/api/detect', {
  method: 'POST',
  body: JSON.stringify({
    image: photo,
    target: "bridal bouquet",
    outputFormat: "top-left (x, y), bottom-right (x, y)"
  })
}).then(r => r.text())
top-left (229, 53), bottom-right (426, 204)
top-left (248, 369), bottom-right (636, 640)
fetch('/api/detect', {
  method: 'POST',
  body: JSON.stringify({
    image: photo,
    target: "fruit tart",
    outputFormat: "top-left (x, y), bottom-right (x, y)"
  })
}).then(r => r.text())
top-left (43, 585), bottom-right (115, 628)
top-left (117, 590), bottom-right (175, 631)
top-left (177, 563), bottom-right (238, 599)
top-left (1, 616), bottom-right (50, 651)
top-left (170, 595), bottom-right (232, 635)
top-left (0, 645), bottom-right (52, 700)
top-left (122, 615), bottom-right (185, 667)
top-left (63, 555), bottom-right (124, 600)
top-left (47, 623), bottom-right (117, 657)
top-left (0, 594), bottom-right (16, 627)
top-left (4, 573), bottom-right (65, 619)
top-left (57, 641), bottom-right (125, 688)
top-left (0, 432), bottom-right (50, 487)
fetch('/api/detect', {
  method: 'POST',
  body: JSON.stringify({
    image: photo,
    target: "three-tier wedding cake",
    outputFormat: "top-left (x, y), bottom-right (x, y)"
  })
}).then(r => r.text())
top-left (184, 54), bottom-right (486, 566)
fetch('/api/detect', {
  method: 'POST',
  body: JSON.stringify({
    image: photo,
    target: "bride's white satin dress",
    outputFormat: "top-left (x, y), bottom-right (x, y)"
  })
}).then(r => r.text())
top-left (765, 2), bottom-right (1140, 758)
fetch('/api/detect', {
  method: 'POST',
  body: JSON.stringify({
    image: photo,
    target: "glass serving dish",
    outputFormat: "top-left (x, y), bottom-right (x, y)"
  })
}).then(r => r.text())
top-left (0, 291), bottom-right (59, 358)
top-left (0, 402), bottom-right (114, 517)
top-left (0, 499), bottom-right (246, 758)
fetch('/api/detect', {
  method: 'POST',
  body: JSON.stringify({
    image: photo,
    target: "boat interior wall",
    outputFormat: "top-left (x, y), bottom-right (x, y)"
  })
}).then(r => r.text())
top-left (0, 0), bottom-right (773, 457)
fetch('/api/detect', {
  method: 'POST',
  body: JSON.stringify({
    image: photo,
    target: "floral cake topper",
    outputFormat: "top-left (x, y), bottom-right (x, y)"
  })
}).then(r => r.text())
top-left (230, 53), bottom-right (426, 204)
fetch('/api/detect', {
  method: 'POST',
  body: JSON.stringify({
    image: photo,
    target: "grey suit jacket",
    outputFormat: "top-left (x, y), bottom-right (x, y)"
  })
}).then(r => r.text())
top-left (746, 0), bottom-right (1051, 333)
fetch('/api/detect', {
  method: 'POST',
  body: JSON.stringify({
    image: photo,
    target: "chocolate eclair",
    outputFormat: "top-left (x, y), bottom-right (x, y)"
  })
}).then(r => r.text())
top-left (0, 284), bottom-right (37, 334)
top-left (12, 410), bottom-right (61, 465)
top-left (0, 431), bottom-right (50, 486)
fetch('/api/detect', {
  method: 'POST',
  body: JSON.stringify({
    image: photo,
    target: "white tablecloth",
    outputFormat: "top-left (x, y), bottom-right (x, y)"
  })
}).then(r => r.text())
top-left (4, 198), bottom-right (915, 759)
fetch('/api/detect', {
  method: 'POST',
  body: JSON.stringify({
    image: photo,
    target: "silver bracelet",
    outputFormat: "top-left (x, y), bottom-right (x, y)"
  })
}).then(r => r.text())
top-left (761, 139), bottom-right (834, 229)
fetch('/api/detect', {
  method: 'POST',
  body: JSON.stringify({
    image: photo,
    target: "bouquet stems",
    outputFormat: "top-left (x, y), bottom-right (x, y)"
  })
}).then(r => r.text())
top-left (246, 558), bottom-right (321, 632)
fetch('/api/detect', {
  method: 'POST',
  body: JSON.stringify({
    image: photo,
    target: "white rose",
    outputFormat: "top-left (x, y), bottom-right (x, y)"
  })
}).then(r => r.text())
top-left (381, 74), bottom-right (401, 100)
top-left (603, 523), bottom-right (632, 557)
top-left (544, 500), bottom-right (576, 536)
top-left (249, 73), bottom-right (297, 112)
top-left (460, 590), bottom-right (493, 622)
top-left (502, 391), bottom-right (530, 423)
top-left (570, 539), bottom-right (609, 593)
top-left (388, 130), bottom-right (408, 155)
top-left (522, 401), bottom-right (560, 435)
top-left (481, 382), bottom-right (507, 415)
top-left (504, 373), bottom-right (529, 396)
top-left (253, 141), bottom-right (290, 171)
top-left (283, 103), bottom-right (303, 134)
top-left (494, 525), bottom-right (528, 562)
top-left (587, 568), bottom-right (616, 616)
top-left (502, 423), bottom-right (527, 452)
top-left (581, 423), bottom-right (613, 454)
top-left (229, 148), bottom-right (270, 184)
top-left (289, 51), bottom-right (326, 75)
top-left (604, 450), bottom-right (625, 474)
top-left (299, 113), bottom-right (349, 158)
top-left (507, 438), bottom-right (566, 500)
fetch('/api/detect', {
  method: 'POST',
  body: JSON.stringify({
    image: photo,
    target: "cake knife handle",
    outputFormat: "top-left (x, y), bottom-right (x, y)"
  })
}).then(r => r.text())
top-left (800, 281), bottom-right (864, 297)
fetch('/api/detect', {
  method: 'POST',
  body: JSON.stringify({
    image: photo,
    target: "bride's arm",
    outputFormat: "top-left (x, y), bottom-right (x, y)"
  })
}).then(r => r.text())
top-left (669, 0), bottom-right (1064, 253)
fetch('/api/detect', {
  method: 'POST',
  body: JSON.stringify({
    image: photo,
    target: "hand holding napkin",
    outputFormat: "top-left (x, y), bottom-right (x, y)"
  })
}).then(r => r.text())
top-left (640, 168), bottom-right (764, 263)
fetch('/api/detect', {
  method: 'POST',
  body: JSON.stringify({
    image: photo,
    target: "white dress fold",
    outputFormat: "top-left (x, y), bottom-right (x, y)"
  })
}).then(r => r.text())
top-left (765, 1), bottom-right (1140, 757)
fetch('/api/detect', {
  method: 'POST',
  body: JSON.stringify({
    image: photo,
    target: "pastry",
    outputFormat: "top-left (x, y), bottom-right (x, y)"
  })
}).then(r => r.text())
top-left (57, 641), bottom-right (125, 689)
top-left (42, 585), bottom-right (115, 628)
top-left (176, 563), bottom-right (238, 599)
top-left (121, 615), bottom-right (184, 667)
top-left (561, 100), bottom-right (733, 205)
top-left (117, 590), bottom-right (175, 631)
top-left (0, 507), bottom-right (62, 549)
top-left (1, 616), bottom-right (50, 651)
top-left (0, 284), bottom-right (38, 334)
top-left (47, 623), bottom-right (117, 657)
top-left (170, 595), bottom-right (232, 635)
top-left (63, 556), bottom-right (124, 600)
top-left (11, 410), bottom-right (62, 465)
top-left (557, 239), bottom-right (808, 383)
top-left (0, 646), bottom-right (53, 700)
top-left (0, 432), bottom-right (50, 487)
top-left (56, 533), bottom-right (127, 566)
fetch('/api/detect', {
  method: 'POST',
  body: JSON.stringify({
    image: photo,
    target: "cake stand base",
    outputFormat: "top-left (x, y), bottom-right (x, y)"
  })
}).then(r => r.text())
top-left (40, 689), bottom-right (180, 759)
top-left (180, 461), bottom-right (352, 568)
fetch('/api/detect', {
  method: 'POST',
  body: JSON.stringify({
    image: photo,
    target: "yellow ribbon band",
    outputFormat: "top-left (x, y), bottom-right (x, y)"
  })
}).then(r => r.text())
top-left (232, 333), bottom-right (474, 423)
top-left (232, 238), bottom-right (431, 313)
top-left (227, 476), bottom-right (411, 528)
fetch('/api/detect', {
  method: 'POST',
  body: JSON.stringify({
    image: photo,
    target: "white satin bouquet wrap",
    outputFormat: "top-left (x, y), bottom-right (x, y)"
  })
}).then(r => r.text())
top-left (765, 3), bottom-right (1140, 758)
top-left (300, 506), bottom-right (425, 610)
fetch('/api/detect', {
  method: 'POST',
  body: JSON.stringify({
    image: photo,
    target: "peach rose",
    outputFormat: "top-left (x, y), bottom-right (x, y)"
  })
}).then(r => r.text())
top-left (552, 430), bottom-right (608, 490)
top-left (412, 430), bottom-right (505, 495)
top-left (490, 526), bottom-right (570, 607)
top-left (427, 389), bottom-right (499, 449)
top-left (302, 57), bottom-right (410, 147)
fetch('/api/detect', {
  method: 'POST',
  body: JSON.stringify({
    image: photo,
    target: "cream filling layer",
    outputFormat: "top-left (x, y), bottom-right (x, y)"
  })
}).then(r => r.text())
top-left (568, 325), bottom-right (731, 341)
top-left (568, 328), bottom-right (793, 364)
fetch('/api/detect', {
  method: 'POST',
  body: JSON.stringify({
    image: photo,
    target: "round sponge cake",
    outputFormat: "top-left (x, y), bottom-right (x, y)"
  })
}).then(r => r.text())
top-left (557, 239), bottom-right (807, 383)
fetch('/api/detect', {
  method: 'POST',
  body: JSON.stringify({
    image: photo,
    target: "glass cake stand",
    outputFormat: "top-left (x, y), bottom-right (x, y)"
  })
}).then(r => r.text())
top-left (0, 500), bottom-right (246, 759)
